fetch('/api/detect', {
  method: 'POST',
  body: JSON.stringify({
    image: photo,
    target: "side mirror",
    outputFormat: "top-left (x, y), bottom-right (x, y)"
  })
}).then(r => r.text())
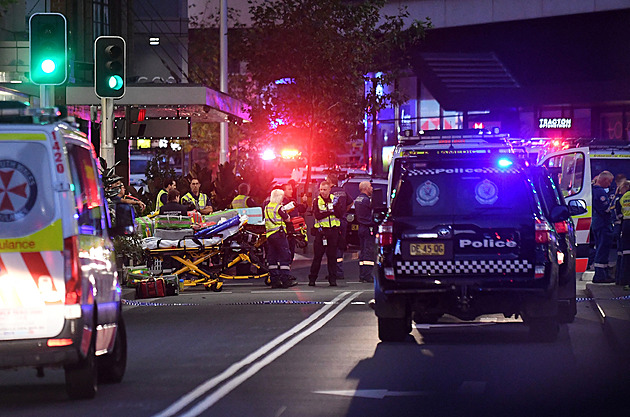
top-left (549, 205), bottom-right (570, 223)
top-left (568, 199), bottom-right (588, 216)
top-left (111, 203), bottom-right (136, 236)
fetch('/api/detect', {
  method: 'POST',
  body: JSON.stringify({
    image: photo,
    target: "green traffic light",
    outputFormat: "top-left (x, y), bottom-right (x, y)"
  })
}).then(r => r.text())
top-left (41, 59), bottom-right (56, 74)
top-left (108, 75), bottom-right (124, 90)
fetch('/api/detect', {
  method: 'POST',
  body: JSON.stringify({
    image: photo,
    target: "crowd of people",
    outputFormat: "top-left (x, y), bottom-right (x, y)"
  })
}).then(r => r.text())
top-left (590, 170), bottom-right (630, 288)
top-left (113, 174), bottom-right (379, 289)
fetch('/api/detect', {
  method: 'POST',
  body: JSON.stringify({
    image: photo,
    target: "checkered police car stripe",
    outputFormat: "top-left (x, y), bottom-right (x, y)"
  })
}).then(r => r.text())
top-left (406, 167), bottom-right (520, 176)
top-left (396, 259), bottom-right (532, 275)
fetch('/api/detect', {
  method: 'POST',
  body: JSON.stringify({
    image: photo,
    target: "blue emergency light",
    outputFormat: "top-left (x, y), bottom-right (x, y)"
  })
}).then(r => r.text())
top-left (497, 158), bottom-right (513, 168)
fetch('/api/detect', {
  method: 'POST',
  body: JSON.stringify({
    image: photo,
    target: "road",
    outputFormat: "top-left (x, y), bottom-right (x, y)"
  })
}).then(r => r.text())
top-left (1, 258), bottom-right (628, 417)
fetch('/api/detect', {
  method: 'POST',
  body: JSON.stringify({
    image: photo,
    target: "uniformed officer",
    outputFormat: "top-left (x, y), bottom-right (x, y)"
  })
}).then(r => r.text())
top-left (355, 181), bottom-right (376, 283)
top-left (181, 177), bottom-right (213, 215)
top-left (308, 180), bottom-right (343, 286)
top-left (231, 183), bottom-right (257, 208)
top-left (264, 188), bottom-right (296, 288)
top-left (618, 182), bottom-right (630, 286)
top-left (327, 173), bottom-right (351, 279)
top-left (156, 178), bottom-right (176, 211)
top-left (592, 171), bottom-right (615, 283)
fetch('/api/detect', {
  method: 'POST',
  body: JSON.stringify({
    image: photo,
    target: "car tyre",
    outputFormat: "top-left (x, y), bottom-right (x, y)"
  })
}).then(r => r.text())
top-left (98, 315), bottom-right (127, 384)
top-left (557, 298), bottom-right (577, 324)
top-left (378, 317), bottom-right (411, 342)
top-left (65, 334), bottom-right (98, 399)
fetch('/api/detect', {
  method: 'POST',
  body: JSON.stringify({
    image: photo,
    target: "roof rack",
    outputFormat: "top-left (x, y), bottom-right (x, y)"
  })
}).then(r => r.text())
top-left (398, 128), bottom-right (511, 147)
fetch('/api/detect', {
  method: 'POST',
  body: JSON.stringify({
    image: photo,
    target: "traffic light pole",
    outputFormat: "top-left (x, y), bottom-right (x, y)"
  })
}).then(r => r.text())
top-left (39, 85), bottom-right (54, 108)
top-left (100, 97), bottom-right (115, 168)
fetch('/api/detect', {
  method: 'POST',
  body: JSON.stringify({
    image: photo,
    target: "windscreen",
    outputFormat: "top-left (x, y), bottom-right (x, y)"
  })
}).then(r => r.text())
top-left (391, 160), bottom-right (534, 218)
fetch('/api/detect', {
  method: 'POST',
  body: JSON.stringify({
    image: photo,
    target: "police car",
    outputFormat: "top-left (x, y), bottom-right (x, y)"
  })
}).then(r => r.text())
top-left (374, 129), bottom-right (586, 342)
top-left (0, 105), bottom-right (132, 399)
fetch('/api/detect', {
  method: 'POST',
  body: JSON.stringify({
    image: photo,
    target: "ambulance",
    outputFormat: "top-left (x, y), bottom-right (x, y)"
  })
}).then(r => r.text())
top-left (537, 139), bottom-right (630, 273)
top-left (0, 105), bottom-right (132, 399)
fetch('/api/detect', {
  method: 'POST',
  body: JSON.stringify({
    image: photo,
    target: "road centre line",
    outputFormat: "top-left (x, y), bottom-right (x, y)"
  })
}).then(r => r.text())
top-left (178, 291), bottom-right (364, 417)
top-left (153, 291), bottom-right (359, 417)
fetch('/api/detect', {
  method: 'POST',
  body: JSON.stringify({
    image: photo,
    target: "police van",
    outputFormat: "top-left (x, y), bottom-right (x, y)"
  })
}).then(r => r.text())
top-left (374, 129), bottom-right (586, 342)
top-left (0, 105), bottom-right (131, 399)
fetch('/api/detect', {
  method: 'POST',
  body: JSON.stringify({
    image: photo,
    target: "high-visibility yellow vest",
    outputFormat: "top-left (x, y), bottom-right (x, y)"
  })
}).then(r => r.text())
top-left (314, 196), bottom-right (340, 228)
top-left (156, 189), bottom-right (168, 209)
top-left (231, 195), bottom-right (248, 208)
top-left (621, 191), bottom-right (630, 219)
top-left (181, 192), bottom-right (208, 210)
top-left (265, 202), bottom-right (286, 237)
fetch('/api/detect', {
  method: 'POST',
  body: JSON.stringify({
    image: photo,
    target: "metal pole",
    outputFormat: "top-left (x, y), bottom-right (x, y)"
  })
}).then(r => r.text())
top-left (219, 0), bottom-right (229, 164)
top-left (100, 97), bottom-right (115, 168)
top-left (39, 85), bottom-right (54, 108)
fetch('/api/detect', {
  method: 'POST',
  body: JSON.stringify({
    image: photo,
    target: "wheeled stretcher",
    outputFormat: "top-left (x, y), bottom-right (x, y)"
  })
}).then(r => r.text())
top-left (130, 208), bottom-right (270, 292)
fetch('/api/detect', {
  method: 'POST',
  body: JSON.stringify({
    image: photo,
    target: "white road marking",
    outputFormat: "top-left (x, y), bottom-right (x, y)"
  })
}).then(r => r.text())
top-left (153, 291), bottom-right (361, 417)
top-left (250, 290), bottom-right (315, 294)
top-left (313, 389), bottom-right (430, 399)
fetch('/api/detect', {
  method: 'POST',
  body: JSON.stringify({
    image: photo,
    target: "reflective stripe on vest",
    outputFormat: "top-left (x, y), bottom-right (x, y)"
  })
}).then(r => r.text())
top-left (314, 196), bottom-right (340, 228)
top-left (265, 202), bottom-right (286, 237)
top-left (182, 192), bottom-right (207, 209)
top-left (621, 191), bottom-right (630, 219)
top-left (232, 195), bottom-right (248, 208)
top-left (156, 189), bottom-right (168, 209)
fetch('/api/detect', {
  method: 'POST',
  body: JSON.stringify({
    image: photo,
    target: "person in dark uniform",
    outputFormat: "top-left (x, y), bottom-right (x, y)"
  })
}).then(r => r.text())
top-left (355, 181), bottom-right (376, 283)
top-left (264, 188), bottom-right (296, 288)
top-left (327, 173), bottom-right (351, 279)
top-left (308, 180), bottom-right (343, 287)
top-left (159, 189), bottom-right (189, 216)
top-left (592, 171), bottom-right (615, 283)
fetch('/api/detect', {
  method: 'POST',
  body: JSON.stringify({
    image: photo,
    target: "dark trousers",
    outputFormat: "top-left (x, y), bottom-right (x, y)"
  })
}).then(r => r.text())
top-left (358, 225), bottom-right (376, 282)
top-left (267, 231), bottom-right (292, 285)
top-left (593, 224), bottom-right (613, 282)
top-left (335, 219), bottom-right (347, 278)
top-left (309, 227), bottom-right (339, 284)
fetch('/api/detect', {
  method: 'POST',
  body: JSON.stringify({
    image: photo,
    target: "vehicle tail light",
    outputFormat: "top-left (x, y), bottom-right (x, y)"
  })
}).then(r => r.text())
top-left (384, 267), bottom-right (395, 280)
top-left (47, 338), bottom-right (73, 347)
top-left (64, 236), bottom-right (81, 304)
top-left (378, 221), bottom-right (393, 247)
top-left (554, 221), bottom-right (568, 234)
top-left (535, 219), bottom-right (551, 244)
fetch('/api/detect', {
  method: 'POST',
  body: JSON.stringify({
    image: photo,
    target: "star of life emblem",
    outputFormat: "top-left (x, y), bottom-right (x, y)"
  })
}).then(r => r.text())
top-left (475, 179), bottom-right (498, 205)
top-left (416, 180), bottom-right (439, 206)
top-left (0, 160), bottom-right (37, 222)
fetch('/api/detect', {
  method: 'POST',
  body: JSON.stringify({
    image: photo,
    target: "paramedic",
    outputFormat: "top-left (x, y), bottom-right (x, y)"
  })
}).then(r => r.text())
top-left (231, 183), bottom-right (258, 208)
top-left (592, 171), bottom-right (615, 283)
top-left (182, 177), bottom-right (213, 215)
top-left (355, 181), bottom-right (376, 283)
top-left (308, 180), bottom-right (343, 287)
top-left (327, 173), bottom-right (351, 280)
top-left (282, 183), bottom-right (307, 261)
top-left (264, 188), bottom-right (296, 288)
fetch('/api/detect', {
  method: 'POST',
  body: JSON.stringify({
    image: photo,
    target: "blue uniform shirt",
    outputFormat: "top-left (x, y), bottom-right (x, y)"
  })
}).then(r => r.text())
top-left (354, 192), bottom-right (374, 227)
top-left (592, 185), bottom-right (612, 230)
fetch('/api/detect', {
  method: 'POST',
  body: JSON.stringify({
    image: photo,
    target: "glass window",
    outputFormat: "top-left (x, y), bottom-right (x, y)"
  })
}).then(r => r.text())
top-left (545, 152), bottom-right (585, 197)
top-left (67, 144), bottom-right (104, 235)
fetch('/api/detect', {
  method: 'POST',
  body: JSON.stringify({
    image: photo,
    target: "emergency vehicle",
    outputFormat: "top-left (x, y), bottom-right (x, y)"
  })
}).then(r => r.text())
top-left (374, 129), bottom-right (586, 342)
top-left (0, 105), bottom-right (132, 399)
top-left (536, 138), bottom-right (630, 272)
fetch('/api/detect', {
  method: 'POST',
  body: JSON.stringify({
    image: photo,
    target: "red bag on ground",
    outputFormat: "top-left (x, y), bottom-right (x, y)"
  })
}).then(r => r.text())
top-left (136, 277), bottom-right (166, 298)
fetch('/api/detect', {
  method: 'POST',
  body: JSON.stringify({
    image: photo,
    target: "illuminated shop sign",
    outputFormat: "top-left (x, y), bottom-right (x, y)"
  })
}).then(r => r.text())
top-left (539, 118), bottom-right (572, 129)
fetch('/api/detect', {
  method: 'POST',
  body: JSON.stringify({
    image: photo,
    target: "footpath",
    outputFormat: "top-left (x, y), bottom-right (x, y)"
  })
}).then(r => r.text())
top-left (583, 271), bottom-right (630, 360)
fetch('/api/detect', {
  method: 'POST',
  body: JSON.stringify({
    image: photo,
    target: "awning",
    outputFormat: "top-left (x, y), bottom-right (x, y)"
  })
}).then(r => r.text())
top-left (65, 84), bottom-right (251, 123)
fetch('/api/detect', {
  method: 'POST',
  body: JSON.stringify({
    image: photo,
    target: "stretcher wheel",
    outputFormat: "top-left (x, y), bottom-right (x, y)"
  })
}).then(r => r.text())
top-left (205, 281), bottom-right (223, 292)
top-left (264, 276), bottom-right (271, 286)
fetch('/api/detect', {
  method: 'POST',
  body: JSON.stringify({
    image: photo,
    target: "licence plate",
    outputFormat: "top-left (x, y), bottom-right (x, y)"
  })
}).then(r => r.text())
top-left (410, 243), bottom-right (444, 256)
top-left (351, 224), bottom-right (359, 231)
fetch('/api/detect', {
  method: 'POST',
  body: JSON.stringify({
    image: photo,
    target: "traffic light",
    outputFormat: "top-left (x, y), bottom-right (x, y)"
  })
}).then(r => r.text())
top-left (29, 13), bottom-right (68, 85)
top-left (94, 36), bottom-right (126, 99)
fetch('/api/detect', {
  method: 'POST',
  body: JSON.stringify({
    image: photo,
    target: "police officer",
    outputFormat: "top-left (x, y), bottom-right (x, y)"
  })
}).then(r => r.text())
top-left (231, 183), bottom-right (257, 208)
top-left (618, 182), bottom-right (630, 287)
top-left (264, 188), bottom-right (296, 288)
top-left (592, 171), bottom-right (615, 283)
top-left (308, 180), bottom-right (343, 287)
top-left (181, 177), bottom-right (213, 215)
top-left (327, 173), bottom-right (350, 279)
top-left (355, 181), bottom-right (376, 283)
top-left (156, 178), bottom-right (176, 211)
